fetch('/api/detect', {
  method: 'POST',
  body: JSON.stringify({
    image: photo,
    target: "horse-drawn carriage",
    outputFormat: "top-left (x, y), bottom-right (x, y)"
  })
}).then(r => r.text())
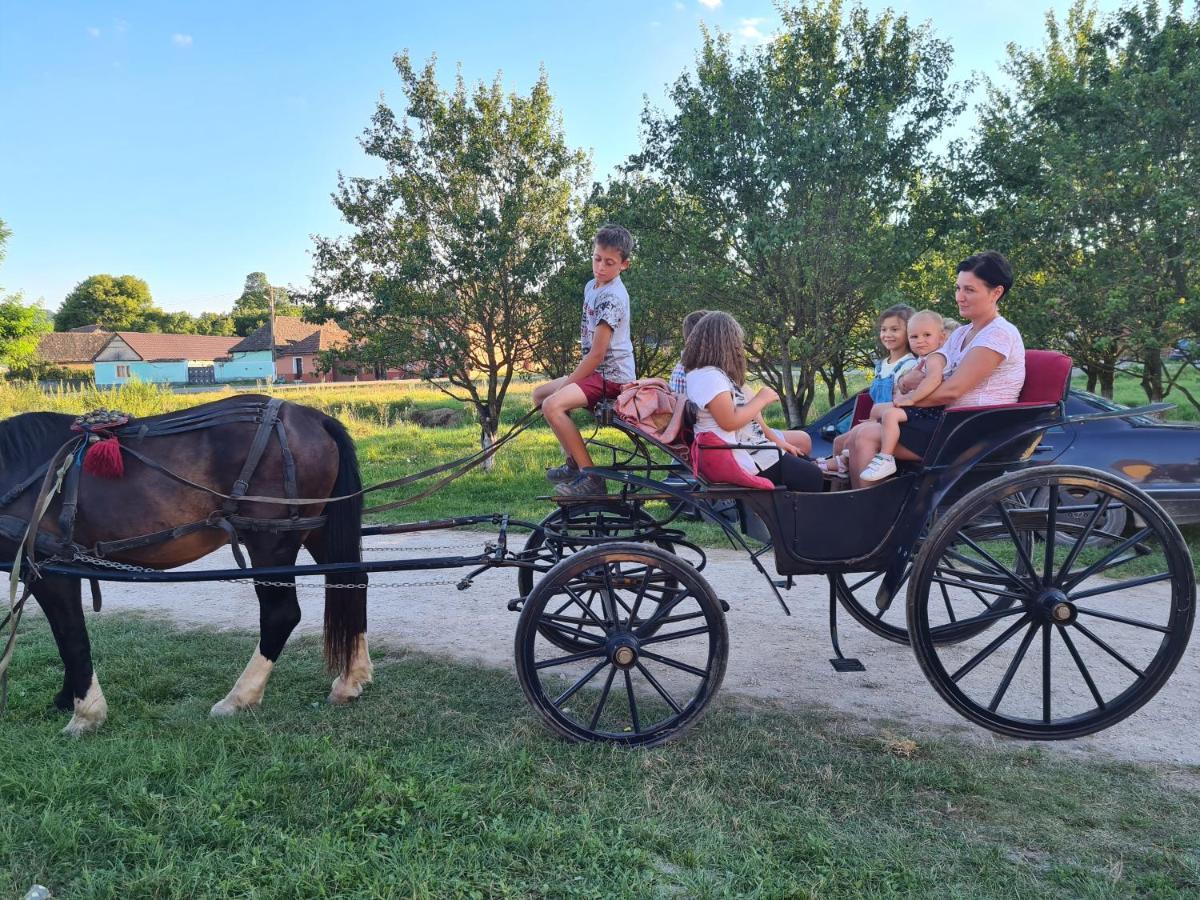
top-left (1, 350), bottom-right (1194, 747)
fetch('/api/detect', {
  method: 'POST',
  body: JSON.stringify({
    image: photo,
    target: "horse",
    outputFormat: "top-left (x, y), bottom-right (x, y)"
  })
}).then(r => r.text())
top-left (0, 394), bottom-right (372, 735)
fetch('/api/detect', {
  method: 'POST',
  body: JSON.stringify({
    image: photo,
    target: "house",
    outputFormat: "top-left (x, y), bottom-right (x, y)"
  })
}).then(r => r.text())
top-left (228, 315), bottom-right (392, 383)
top-left (93, 332), bottom-right (244, 386)
top-left (34, 331), bottom-right (112, 373)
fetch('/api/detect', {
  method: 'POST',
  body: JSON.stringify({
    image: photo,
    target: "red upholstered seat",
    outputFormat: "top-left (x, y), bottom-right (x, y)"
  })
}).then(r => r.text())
top-left (947, 349), bottom-right (1072, 413)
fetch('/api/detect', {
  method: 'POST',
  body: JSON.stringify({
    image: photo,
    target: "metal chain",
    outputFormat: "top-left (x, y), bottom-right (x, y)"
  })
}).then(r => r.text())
top-left (65, 551), bottom-right (474, 591)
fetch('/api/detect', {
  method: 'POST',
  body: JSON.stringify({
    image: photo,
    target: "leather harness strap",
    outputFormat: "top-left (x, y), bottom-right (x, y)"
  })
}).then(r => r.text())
top-left (223, 397), bottom-right (284, 516)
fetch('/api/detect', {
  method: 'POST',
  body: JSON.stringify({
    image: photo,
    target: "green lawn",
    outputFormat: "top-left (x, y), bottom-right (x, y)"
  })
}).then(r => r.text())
top-left (2, 617), bottom-right (1198, 897)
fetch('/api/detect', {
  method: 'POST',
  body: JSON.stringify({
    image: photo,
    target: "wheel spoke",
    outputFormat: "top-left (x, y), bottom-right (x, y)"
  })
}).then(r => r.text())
top-left (1074, 607), bottom-right (1170, 634)
top-left (847, 570), bottom-right (884, 592)
top-left (588, 666), bottom-right (619, 730)
top-left (639, 625), bottom-right (711, 646)
top-left (931, 573), bottom-right (1028, 605)
top-left (600, 563), bottom-right (620, 625)
top-left (928, 605), bottom-right (1026, 640)
top-left (946, 543), bottom-right (1016, 581)
top-left (939, 580), bottom-right (958, 622)
top-left (562, 584), bottom-right (609, 629)
top-left (636, 661), bottom-right (683, 714)
top-left (995, 502), bottom-right (1039, 583)
top-left (1056, 624), bottom-right (1106, 710)
top-left (1043, 489), bottom-right (1058, 582)
top-left (1071, 621), bottom-right (1147, 679)
top-left (1041, 623), bottom-right (1052, 723)
top-left (950, 615), bottom-right (1031, 683)
top-left (537, 620), bottom-right (606, 646)
top-left (552, 659), bottom-right (608, 706)
top-left (625, 567), bottom-right (653, 629)
top-left (1063, 527), bottom-right (1154, 591)
top-left (536, 646), bottom-right (608, 671)
top-left (1069, 572), bottom-right (1174, 601)
top-left (635, 589), bottom-right (690, 639)
top-left (987, 621), bottom-right (1038, 712)
top-left (1054, 494), bottom-right (1113, 582)
top-left (640, 649), bottom-right (708, 678)
top-left (624, 670), bottom-right (641, 733)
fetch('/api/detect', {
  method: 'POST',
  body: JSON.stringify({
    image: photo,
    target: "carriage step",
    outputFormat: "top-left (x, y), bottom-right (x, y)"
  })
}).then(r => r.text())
top-left (829, 657), bottom-right (866, 673)
top-left (719, 598), bottom-right (730, 612)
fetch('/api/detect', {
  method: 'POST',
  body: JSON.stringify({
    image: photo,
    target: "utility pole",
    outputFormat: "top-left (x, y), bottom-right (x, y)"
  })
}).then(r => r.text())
top-left (268, 285), bottom-right (277, 375)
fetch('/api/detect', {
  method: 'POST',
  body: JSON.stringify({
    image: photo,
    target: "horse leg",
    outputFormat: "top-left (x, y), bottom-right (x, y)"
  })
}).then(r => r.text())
top-left (304, 530), bottom-right (372, 705)
top-left (210, 539), bottom-right (303, 717)
top-left (31, 575), bottom-right (108, 735)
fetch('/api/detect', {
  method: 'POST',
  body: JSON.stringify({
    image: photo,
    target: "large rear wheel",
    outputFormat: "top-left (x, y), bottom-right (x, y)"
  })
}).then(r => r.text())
top-left (907, 466), bottom-right (1194, 739)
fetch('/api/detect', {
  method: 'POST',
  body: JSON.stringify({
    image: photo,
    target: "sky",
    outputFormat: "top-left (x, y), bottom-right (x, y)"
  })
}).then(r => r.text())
top-left (1, 0), bottom-right (1131, 317)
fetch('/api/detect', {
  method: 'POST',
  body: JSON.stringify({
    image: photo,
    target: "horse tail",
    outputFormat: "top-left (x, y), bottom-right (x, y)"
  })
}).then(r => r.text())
top-left (320, 414), bottom-right (366, 673)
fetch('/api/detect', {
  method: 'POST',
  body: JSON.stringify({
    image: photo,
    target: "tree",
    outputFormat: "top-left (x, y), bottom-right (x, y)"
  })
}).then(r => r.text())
top-left (195, 311), bottom-right (236, 336)
top-left (636, 1), bottom-right (959, 424)
top-left (965, 1), bottom-right (1200, 399)
top-left (0, 219), bottom-right (52, 376)
top-left (231, 272), bottom-right (301, 336)
top-left (308, 54), bottom-right (588, 459)
top-left (54, 274), bottom-right (157, 332)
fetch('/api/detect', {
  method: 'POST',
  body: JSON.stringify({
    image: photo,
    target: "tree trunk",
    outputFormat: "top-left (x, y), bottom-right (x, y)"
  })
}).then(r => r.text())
top-left (1086, 369), bottom-right (1098, 393)
top-left (1141, 349), bottom-right (1164, 402)
top-left (479, 408), bottom-right (497, 473)
top-left (1099, 367), bottom-right (1115, 400)
top-left (779, 339), bottom-right (801, 428)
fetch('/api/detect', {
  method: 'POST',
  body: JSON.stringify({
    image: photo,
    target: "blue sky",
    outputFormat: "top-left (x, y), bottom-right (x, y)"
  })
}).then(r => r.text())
top-left (1, 1), bottom-right (1128, 316)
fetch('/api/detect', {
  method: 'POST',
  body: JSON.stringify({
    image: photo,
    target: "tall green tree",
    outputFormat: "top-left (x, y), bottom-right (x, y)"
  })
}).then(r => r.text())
top-left (966, 0), bottom-right (1200, 399)
top-left (54, 274), bottom-right (157, 332)
top-left (0, 219), bottom-right (51, 375)
top-left (231, 272), bottom-right (300, 336)
top-left (308, 54), bottom-right (588, 456)
top-left (636, 1), bottom-right (959, 424)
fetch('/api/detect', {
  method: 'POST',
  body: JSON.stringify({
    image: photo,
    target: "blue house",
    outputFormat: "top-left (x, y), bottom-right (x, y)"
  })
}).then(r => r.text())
top-left (93, 332), bottom-right (267, 386)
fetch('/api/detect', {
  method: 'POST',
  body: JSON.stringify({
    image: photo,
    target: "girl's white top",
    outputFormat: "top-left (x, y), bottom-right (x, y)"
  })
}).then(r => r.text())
top-left (685, 366), bottom-right (779, 474)
top-left (937, 315), bottom-right (1025, 407)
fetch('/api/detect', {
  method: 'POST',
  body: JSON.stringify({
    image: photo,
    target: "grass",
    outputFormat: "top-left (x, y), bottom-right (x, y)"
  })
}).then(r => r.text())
top-left (2, 616), bottom-right (1198, 897)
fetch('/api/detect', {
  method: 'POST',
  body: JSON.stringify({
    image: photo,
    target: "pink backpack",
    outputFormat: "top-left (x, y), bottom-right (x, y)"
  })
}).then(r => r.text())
top-left (613, 378), bottom-right (691, 457)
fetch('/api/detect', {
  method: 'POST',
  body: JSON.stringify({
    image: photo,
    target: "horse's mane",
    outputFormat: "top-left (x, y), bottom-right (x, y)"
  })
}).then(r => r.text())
top-left (0, 412), bottom-right (74, 490)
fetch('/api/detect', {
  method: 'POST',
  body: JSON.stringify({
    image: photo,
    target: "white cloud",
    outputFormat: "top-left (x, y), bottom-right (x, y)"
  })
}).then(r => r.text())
top-left (738, 17), bottom-right (769, 42)
top-left (674, 1), bottom-right (685, 9)
top-left (698, 0), bottom-right (722, 9)
top-left (86, 26), bottom-right (101, 38)
top-left (171, 33), bottom-right (193, 47)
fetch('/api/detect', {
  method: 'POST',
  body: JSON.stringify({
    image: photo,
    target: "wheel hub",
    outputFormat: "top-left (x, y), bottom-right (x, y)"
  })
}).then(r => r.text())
top-left (1036, 588), bottom-right (1076, 625)
top-left (608, 635), bottom-right (640, 670)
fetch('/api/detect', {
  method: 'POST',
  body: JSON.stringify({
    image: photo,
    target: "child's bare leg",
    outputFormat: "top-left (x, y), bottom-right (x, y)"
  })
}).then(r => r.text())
top-left (779, 429), bottom-right (812, 455)
top-left (532, 376), bottom-right (569, 409)
top-left (880, 408), bottom-right (907, 456)
top-left (869, 402), bottom-right (892, 422)
top-left (542, 383), bottom-right (594, 469)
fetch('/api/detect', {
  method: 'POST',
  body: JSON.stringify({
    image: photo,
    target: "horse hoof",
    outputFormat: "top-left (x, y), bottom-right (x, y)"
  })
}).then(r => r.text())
top-left (210, 699), bottom-right (245, 717)
top-left (327, 679), bottom-right (364, 705)
top-left (62, 710), bottom-right (106, 736)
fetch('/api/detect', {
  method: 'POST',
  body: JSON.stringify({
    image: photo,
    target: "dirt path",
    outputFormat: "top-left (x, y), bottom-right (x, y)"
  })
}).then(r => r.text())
top-left (47, 531), bottom-right (1200, 766)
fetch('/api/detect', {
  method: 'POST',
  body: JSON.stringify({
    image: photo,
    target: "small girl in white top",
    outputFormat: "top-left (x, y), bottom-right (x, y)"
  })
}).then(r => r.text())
top-left (683, 312), bottom-right (821, 491)
top-left (860, 310), bottom-right (949, 482)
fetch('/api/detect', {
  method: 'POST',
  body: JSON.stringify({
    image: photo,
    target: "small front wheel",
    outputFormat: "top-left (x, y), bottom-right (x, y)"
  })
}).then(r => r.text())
top-left (515, 543), bottom-right (728, 746)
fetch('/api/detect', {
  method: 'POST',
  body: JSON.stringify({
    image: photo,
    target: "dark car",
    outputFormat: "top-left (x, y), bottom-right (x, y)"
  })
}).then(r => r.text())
top-left (804, 389), bottom-right (1200, 525)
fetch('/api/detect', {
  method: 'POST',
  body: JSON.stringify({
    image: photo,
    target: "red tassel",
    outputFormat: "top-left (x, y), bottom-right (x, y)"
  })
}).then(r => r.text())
top-left (83, 437), bottom-right (124, 479)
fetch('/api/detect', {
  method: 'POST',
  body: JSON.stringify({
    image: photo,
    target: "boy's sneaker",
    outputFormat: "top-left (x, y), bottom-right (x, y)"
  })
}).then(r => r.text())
top-left (860, 453), bottom-right (897, 483)
top-left (554, 473), bottom-right (607, 497)
top-left (546, 458), bottom-right (580, 483)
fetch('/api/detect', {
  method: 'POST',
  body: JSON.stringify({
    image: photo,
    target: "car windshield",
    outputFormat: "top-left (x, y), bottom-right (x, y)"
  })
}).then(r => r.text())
top-left (1073, 390), bottom-right (1169, 426)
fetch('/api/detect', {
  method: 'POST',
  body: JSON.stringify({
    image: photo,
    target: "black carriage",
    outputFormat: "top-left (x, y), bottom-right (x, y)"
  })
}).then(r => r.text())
top-left (510, 351), bottom-right (1197, 746)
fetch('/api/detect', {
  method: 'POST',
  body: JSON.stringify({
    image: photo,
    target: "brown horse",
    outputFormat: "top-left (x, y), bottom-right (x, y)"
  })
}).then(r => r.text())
top-left (0, 395), bottom-right (371, 734)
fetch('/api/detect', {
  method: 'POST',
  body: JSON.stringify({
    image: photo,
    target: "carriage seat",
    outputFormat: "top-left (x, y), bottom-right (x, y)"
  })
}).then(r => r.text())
top-left (945, 349), bottom-right (1072, 412)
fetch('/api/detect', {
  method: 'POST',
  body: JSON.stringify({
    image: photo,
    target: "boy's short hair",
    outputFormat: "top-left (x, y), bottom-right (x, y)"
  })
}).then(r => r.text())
top-left (681, 309), bottom-right (711, 341)
top-left (594, 223), bottom-right (634, 260)
top-left (941, 316), bottom-right (961, 333)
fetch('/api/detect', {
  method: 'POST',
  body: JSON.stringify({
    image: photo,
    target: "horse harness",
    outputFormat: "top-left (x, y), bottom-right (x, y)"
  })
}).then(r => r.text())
top-left (0, 398), bottom-right (318, 593)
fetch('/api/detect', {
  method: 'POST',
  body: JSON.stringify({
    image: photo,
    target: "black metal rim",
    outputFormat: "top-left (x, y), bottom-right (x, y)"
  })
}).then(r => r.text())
top-left (514, 543), bottom-right (728, 746)
top-left (907, 466), bottom-right (1195, 740)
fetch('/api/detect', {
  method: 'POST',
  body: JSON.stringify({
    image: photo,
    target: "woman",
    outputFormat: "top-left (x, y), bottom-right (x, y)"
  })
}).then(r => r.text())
top-left (846, 251), bottom-right (1025, 488)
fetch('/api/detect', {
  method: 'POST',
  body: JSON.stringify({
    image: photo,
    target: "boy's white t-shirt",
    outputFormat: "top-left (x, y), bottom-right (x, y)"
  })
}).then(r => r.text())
top-left (936, 315), bottom-right (1025, 407)
top-left (581, 275), bottom-right (636, 383)
top-left (685, 366), bottom-right (779, 474)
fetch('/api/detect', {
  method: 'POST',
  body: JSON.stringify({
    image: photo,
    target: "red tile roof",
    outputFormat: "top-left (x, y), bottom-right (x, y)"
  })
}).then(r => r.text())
top-left (36, 331), bottom-right (112, 364)
top-left (230, 316), bottom-right (352, 354)
top-left (105, 332), bottom-right (243, 362)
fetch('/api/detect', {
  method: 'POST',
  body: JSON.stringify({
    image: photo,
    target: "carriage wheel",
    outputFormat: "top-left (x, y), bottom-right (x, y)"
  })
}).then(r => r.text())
top-left (515, 543), bottom-right (727, 746)
top-left (518, 503), bottom-right (677, 653)
top-left (907, 466), bottom-right (1195, 740)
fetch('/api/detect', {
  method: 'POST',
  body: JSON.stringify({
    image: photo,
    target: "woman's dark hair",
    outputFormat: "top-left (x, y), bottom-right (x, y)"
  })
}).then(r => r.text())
top-left (957, 251), bottom-right (1013, 299)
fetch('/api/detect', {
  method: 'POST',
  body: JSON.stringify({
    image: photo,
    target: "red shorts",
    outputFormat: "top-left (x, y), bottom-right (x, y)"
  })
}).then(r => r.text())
top-left (578, 373), bottom-right (623, 408)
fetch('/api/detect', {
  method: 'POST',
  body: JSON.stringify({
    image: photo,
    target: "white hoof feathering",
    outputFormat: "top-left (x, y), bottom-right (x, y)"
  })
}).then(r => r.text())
top-left (63, 673), bottom-right (108, 736)
top-left (210, 649), bottom-right (274, 717)
top-left (328, 634), bottom-right (372, 704)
